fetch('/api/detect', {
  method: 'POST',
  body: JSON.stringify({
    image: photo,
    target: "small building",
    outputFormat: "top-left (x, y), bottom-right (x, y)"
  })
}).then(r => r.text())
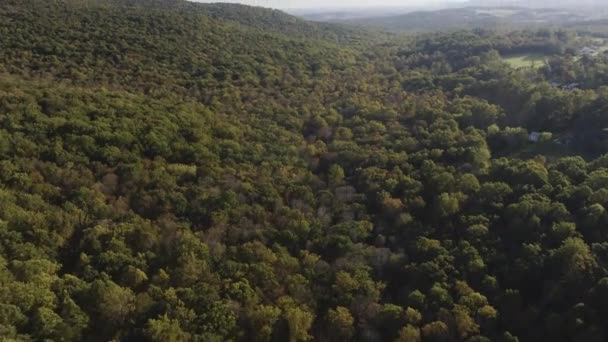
top-left (581, 46), bottom-right (597, 56)
top-left (529, 131), bottom-right (541, 142)
top-left (562, 82), bottom-right (580, 90)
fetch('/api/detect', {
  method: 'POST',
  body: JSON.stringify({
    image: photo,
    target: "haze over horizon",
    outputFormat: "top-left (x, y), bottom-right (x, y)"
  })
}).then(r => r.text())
top-left (192, 0), bottom-right (607, 10)
top-left (193, 0), bottom-right (467, 9)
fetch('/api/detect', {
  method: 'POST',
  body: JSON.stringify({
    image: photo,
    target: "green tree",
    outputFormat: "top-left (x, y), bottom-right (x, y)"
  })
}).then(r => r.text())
top-left (146, 315), bottom-right (190, 342)
top-left (326, 306), bottom-right (355, 341)
top-left (284, 306), bottom-right (315, 342)
top-left (396, 325), bottom-right (421, 342)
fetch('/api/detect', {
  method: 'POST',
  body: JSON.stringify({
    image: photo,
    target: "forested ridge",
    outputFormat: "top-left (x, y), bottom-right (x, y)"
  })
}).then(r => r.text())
top-left (3, 0), bottom-right (608, 341)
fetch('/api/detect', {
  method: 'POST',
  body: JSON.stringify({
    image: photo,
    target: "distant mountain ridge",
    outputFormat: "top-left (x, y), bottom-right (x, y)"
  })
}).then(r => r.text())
top-left (465, 0), bottom-right (607, 8)
top-left (332, 6), bottom-right (598, 32)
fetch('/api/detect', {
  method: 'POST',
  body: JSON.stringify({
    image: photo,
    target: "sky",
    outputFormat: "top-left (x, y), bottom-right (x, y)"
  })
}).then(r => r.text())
top-left (193, 0), bottom-right (467, 9)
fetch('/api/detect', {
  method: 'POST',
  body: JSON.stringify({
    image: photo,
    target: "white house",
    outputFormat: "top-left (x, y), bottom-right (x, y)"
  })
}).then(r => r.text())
top-left (529, 132), bottom-right (541, 142)
top-left (563, 82), bottom-right (580, 90)
top-left (581, 46), bottom-right (597, 56)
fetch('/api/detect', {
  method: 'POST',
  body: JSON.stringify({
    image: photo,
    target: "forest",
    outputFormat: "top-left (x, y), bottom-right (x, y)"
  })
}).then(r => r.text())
top-left (3, 0), bottom-right (608, 341)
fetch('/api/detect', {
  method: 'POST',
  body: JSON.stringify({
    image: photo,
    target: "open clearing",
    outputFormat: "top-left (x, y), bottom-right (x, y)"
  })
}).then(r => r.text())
top-left (502, 53), bottom-right (548, 69)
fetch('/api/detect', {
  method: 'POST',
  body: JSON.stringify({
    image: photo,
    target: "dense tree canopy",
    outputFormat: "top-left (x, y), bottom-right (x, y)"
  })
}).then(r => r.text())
top-left (2, 0), bottom-right (608, 341)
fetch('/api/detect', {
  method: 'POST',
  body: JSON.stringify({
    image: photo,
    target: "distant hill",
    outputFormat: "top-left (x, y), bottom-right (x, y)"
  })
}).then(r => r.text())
top-left (196, 3), bottom-right (370, 41)
top-left (8, 0), bottom-right (372, 43)
top-left (335, 6), bottom-right (593, 32)
top-left (466, 0), bottom-right (607, 8)
top-left (291, 6), bottom-right (420, 22)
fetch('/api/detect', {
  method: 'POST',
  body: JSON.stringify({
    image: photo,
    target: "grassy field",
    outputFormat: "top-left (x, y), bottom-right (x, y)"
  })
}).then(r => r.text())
top-left (502, 53), bottom-right (548, 69)
top-left (594, 43), bottom-right (608, 56)
top-left (585, 38), bottom-right (608, 56)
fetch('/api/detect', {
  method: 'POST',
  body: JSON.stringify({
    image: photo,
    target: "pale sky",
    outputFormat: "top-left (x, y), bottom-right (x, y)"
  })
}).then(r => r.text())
top-left (193, 0), bottom-right (467, 9)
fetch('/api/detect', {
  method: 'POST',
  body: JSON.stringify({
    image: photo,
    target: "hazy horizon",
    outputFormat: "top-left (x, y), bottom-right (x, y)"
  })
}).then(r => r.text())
top-left (192, 0), bottom-right (608, 10)
top-left (193, 0), bottom-right (468, 9)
